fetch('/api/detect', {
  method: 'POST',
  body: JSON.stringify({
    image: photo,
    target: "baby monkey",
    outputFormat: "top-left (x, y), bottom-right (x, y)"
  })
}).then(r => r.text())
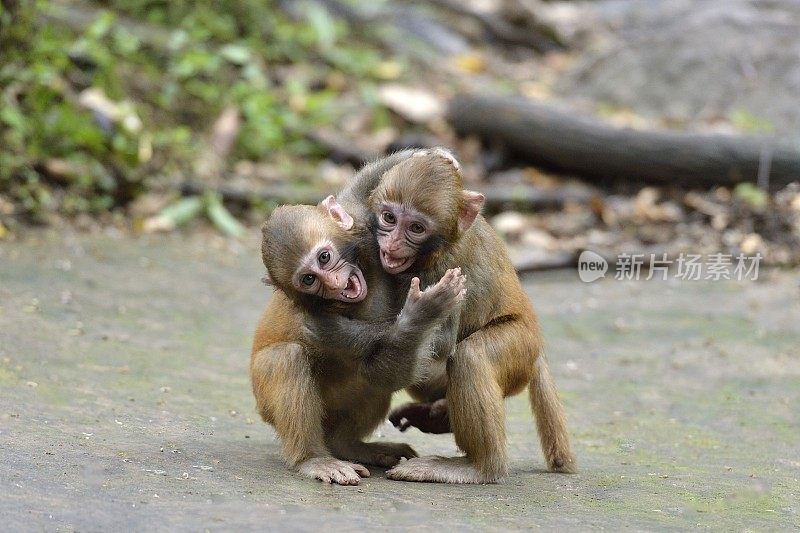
top-left (334, 148), bottom-right (576, 483)
top-left (251, 153), bottom-right (466, 485)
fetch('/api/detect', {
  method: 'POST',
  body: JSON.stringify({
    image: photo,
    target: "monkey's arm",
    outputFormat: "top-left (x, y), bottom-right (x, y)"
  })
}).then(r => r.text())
top-left (304, 270), bottom-right (466, 391)
top-left (303, 315), bottom-right (394, 357)
top-left (304, 310), bottom-right (436, 391)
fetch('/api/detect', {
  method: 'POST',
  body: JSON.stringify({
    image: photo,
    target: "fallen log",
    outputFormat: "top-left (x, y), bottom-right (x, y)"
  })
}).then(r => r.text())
top-left (179, 180), bottom-right (594, 213)
top-left (420, 0), bottom-right (563, 52)
top-left (447, 94), bottom-right (800, 189)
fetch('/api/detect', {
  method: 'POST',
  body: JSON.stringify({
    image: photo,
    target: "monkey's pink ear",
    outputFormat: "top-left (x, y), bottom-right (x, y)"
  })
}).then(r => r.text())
top-left (319, 195), bottom-right (354, 230)
top-left (458, 190), bottom-right (485, 233)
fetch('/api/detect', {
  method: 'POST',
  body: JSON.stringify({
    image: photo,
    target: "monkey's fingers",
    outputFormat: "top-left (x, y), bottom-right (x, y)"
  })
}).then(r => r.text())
top-left (432, 268), bottom-right (458, 293)
top-left (349, 462), bottom-right (371, 478)
top-left (407, 277), bottom-right (422, 301)
top-left (451, 273), bottom-right (466, 292)
top-left (388, 402), bottom-right (452, 433)
top-left (331, 462), bottom-right (370, 485)
top-left (389, 402), bottom-right (429, 427)
top-left (300, 457), bottom-right (369, 485)
top-left (330, 469), bottom-right (359, 485)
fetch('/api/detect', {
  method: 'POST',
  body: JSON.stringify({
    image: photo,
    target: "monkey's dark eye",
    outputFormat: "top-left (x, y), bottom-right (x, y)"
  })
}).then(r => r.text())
top-left (318, 250), bottom-right (331, 264)
top-left (382, 212), bottom-right (396, 225)
top-left (410, 222), bottom-right (425, 234)
top-left (301, 274), bottom-right (316, 286)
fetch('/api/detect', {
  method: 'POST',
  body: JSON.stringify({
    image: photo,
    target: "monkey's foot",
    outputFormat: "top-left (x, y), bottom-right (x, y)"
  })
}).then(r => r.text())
top-left (386, 456), bottom-right (504, 484)
top-left (297, 456), bottom-right (370, 485)
top-left (388, 399), bottom-right (451, 434)
top-left (340, 441), bottom-right (418, 468)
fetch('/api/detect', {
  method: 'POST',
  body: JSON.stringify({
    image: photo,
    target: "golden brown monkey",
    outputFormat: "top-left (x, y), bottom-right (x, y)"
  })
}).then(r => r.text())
top-left (251, 151), bottom-right (468, 485)
top-left (333, 148), bottom-right (576, 483)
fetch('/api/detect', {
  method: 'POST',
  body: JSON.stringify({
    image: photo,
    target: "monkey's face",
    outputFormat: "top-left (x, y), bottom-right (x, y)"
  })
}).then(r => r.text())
top-left (373, 202), bottom-right (436, 274)
top-left (261, 203), bottom-right (367, 304)
top-left (369, 151), bottom-right (485, 275)
top-left (291, 239), bottom-right (367, 303)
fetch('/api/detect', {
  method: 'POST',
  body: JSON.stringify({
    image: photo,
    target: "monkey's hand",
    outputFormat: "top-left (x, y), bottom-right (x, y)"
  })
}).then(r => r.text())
top-left (401, 268), bottom-right (467, 326)
top-left (388, 399), bottom-right (450, 434)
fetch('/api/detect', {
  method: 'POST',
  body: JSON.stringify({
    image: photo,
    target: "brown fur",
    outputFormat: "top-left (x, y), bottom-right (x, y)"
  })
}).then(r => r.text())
top-left (371, 152), bottom-right (576, 483)
top-left (250, 150), bottom-right (468, 485)
top-left (252, 205), bottom-right (412, 483)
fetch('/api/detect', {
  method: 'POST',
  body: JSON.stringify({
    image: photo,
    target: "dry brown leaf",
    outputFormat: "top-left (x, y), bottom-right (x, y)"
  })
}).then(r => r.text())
top-left (377, 84), bottom-right (444, 123)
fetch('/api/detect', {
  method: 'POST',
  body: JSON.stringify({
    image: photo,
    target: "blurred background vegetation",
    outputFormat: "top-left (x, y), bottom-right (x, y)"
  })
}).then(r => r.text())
top-left (1, 0), bottom-right (799, 267)
top-left (1, 0), bottom-right (397, 227)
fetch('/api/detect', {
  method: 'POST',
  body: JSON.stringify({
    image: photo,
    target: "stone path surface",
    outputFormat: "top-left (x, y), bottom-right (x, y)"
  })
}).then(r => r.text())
top-left (1, 232), bottom-right (798, 531)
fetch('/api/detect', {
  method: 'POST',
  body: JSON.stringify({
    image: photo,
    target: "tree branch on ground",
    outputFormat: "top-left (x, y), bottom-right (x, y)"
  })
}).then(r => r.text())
top-left (447, 94), bottom-right (800, 190)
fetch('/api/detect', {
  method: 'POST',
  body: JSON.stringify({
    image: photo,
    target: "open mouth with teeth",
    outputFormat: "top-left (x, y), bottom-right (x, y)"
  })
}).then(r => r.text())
top-left (380, 250), bottom-right (414, 274)
top-left (337, 270), bottom-right (367, 302)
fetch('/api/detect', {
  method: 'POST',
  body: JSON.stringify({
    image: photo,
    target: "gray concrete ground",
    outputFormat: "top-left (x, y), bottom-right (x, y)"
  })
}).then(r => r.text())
top-left (1, 231), bottom-right (798, 531)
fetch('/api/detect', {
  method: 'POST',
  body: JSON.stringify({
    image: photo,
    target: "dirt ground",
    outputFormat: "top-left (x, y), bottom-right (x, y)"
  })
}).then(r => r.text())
top-left (0, 231), bottom-right (798, 531)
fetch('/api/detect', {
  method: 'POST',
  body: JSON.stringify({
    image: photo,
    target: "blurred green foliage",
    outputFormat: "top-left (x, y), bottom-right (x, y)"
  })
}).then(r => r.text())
top-left (729, 109), bottom-right (774, 135)
top-left (0, 0), bottom-right (391, 222)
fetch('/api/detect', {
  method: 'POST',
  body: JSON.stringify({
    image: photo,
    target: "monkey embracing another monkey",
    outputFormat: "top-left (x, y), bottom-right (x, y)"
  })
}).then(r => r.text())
top-left (251, 152), bottom-right (467, 485)
top-left (327, 149), bottom-right (577, 483)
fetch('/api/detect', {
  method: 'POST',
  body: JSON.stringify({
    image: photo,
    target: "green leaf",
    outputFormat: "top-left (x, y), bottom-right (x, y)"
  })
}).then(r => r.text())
top-left (219, 44), bottom-right (251, 65)
top-left (304, 3), bottom-right (335, 49)
top-left (205, 192), bottom-right (245, 238)
top-left (730, 109), bottom-right (774, 135)
top-left (157, 196), bottom-right (204, 226)
top-left (86, 11), bottom-right (116, 40)
top-left (733, 183), bottom-right (768, 209)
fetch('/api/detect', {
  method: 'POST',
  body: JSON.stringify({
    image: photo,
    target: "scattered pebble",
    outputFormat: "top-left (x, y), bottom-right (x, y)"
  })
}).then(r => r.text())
top-left (23, 298), bottom-right (40, 313)
top-left (54, 259), bottom-right (72, 272)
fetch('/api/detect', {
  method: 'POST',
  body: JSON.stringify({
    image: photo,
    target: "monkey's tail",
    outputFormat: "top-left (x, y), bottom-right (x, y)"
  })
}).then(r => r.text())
top-left (528, 355), bottom-right (577, 473)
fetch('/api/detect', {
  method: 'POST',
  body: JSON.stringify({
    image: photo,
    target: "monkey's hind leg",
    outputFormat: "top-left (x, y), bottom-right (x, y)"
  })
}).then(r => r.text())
top-left (387, 332), bottom-right (508, 483)
top-left (251, 343), bottom-right (370, 485)
top-left (332, 440), bottom-right (419, 468)
top-left (327, 409), bottom-right (418, 468)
